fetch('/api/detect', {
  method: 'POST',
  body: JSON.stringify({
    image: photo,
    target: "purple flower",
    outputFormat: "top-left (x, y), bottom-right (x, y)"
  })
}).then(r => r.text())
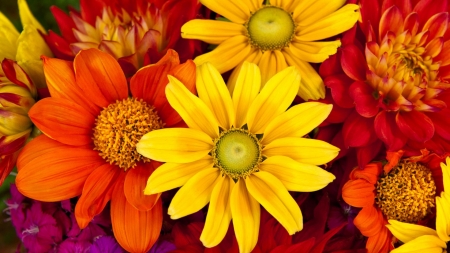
top-left (57, 239), bottom-right (91, 253)
top-left (90, 236), bottom-right (124, 253)
top-left (148, 239), bottom-right (176, 253)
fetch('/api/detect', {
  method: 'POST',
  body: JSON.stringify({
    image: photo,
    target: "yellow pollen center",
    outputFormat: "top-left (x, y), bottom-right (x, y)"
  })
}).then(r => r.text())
top-left (212, 128), bottom-right (263, 180)
top-left (93, 97), bottom-right (163, 170)
top-left (245, 6), bottom-right (295, 51)
top-left (375, 161), bottom-right (436, 223)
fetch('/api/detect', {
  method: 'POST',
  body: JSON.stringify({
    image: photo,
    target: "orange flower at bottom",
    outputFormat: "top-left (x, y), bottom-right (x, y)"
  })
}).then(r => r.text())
top-left (15, 48), bottom-right (196, 252)
top-left (342, 150), bottom-right (446, 253)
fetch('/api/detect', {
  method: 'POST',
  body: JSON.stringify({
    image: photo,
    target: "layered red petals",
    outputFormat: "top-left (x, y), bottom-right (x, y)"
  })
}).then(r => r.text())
top-left (342, 112), bottom-right (377, 147)
top-left (75, 164), bottom-right (125, 228)
top-left (341, 45), bottom-right (367, 82)
top-left (29, 97), bottom-right (95, 146)
top-left (111, 178), bottom-right (163, 253)
top-left (16, 135), bottom-right (105, 201)
top-left (124, 162), bottom-right (160, 211)
top-left (342, 179), bottom-right (375, 208)
top-left (374, 111), bottom-right (408, 151)
top-left (379, 6), bottom-right (404, 38)
top-left (349, 81), bottom-right (379, 117)
top-left (396, 110), bottom-right (434, 143)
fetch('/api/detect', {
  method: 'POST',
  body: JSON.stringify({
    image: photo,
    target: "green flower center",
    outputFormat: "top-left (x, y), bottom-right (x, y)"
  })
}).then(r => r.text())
top-left (212, 128), bottom-right (262, 180)
top-left (246, 6), bottom-right (295, 51)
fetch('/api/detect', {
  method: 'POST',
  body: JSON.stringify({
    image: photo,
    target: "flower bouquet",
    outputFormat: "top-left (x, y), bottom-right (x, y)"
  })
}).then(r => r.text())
top-left (1, 0), bottom-right (449, 252)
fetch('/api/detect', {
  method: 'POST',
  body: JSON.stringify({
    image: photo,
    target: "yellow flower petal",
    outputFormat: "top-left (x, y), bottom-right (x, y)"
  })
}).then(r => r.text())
top-left (200, 0), bottom-right (250, 24)
top-left (0, 12), bottom-right (19, 38)
top-left (231, 61), bottom-right (261, 128)
top-left (258, 50), bottom-right (289, 86)
top-left (296, 4), bottom-right (360, 41)
top-left (168, 168), bottom-right (219, 219)
top-left (194, 35), bottom-right (252, 73)
top-left (227, 49), bottom-right (262, 94)
top-left (262, 102), bottom-right (332, 145)
top-left (181, 20), bottom-right (246, 44)
top-left (247, 66), bottom-right (300, 134)
top-left (18, 0), bottom-right (45, 34)
top-left (201, 175), bottom-right (234, 247)
top-left (263, 137), bottom-right (339, 165)
top-left (282, 49), bottom-right (325, 100)
top-left (386, 219), bottom-right (438, 244)
top-left (231, 179), bottom-right (260, 253)
top-left (144, 159), bottom-right (214, 195)
top-left (436, 192), bottom-right (450, 241)
top-left (137, 128), bottom-right (213, 163)
top-left (293, 0), bottom-right (346, 26)
top-left (390, 235), bottom-right (446, 253)
top-left (243, 0), bottom-right (262, 11)
top-left (442, 157), bottom-right (450, 192)
top-left (197, 63), bottom-right (235, 129)
top-left (246, 171), bottom-right (302, 235)
top-left (260, 156), bottom-right (335, 192)
top-left (289, 40), bottom-right (341, 63)
top-left (166, 75), bottom-right (219, 138)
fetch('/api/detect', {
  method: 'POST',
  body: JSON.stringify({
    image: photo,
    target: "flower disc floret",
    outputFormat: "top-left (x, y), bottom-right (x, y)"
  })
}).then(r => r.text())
top-left (245, 6), bottom-right (295, 51)
top-left (93, 97), bottom-right (163, 170)
top-left (212, 128), bottom-right (263, 180)
top-left (376, 161), bottom-right (436, 223)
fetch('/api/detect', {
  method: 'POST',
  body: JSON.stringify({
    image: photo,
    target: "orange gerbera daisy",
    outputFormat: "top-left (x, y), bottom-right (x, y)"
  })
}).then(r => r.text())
top-left (342, 150), bottom-right (446, 253)
top-left (15, 48), bottom-right (196, 253)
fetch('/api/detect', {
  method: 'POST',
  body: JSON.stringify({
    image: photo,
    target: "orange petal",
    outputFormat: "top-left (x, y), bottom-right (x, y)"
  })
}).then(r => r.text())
top-left (384, 150), bottom-right (404, 173)
top-left (124, 161), bottom-right (161, 211)
top-left (75, 163), bottom-right (125, 228)
top-left (349, 163), bottom-right (382, 184)
top-left (342, 179), bottom-right (375, 208)
top-left (42, 56), bottom-right (100, 116)
top-left (366, 226), bottom-right (391, 253)
top-left (74, 48), bottom-right (128, 108)
top-left (29, 97), bottom-right (95, 146)
top-left (111, 177), bottom-right (162, 253)
top-left (354, 205), bottom-right (384, 237)
top-left (16, 135), bottom-right (105, 201)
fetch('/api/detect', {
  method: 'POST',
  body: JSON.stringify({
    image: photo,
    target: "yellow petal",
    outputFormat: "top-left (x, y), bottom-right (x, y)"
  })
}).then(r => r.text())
top-left (386, 219), bottom-right (438, 244)
top-left (262, 102), bottom-right (332, 145)
top-left (181, 19), bottom-right (246, 44)
top-left (0, 12), bottom-right (19, 38)
top-left (18, 0), bottom-right (45, 34)
top-left (246, 171), bottom-right (302, 234)
top-left (137, 128), bottom-right (213, 163)
top-left (289, 40), bottom-right (341, 63)
top-left (0, 25), bottom-right (19, 60)
top-left (436, 192), bottom-right (450, 241)
top-left (442, 157), bottom-right (450, 192)
top-left (258, 50), bottom-right (289, 86)
top-left (194, 35), bottom-right (252, 73)
top-left (231, 61), bottom-right (261, 128)
top-left (282, 49), bottom-right (325, 100)
top-left (197, 62), bottom-right (235, 129)
top-left (260, 156), bottom-right (335, 192)
top-left (231, 179), bottom-right (260, 253)
top-left (168, 168), bottom-right (219, 219)
top-left (199, 0), bottom-right (250, 24)
top-left (227, 49), bottom-right (262, 94)
top-left (296, 4), bottom-right (360, 41)
top-left (247, 66), bottom-right (300, 134)
top-left (201, 175), bottom-right (234, 247)
top-left (263, 137), bottom-right (339, 165)
top-left (166, 75), bottom-right (219, 138)
top-left (243, 0), bottom-right (262, 11)
top-left (390, 235), bottom-right (446, 253)
top-left (144, 159), bottom-right (214, 195)
top-left (293, 0), bottom-right (346, 26)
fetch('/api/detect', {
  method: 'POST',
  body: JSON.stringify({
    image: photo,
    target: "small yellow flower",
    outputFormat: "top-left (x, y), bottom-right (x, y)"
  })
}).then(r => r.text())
top-left (386, 157), bottom-right (450, 252)
top-left (181, 0), bottom-right (359, 100)
top-left (137, 61), bottom-right (339, 252)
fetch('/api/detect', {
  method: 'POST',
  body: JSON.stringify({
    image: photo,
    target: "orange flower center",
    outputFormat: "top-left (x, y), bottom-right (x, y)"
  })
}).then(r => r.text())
top-left (93, 97), bottom-right (163, 170)
top-left (375, 161), bottom-right (436, 223)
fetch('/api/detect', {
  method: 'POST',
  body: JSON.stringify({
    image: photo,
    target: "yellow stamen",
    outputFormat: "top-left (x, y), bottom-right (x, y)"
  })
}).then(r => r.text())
top-left (93, 97), bottom-right (163, 170)
top-left (376, 161), bottom-right (436, 223)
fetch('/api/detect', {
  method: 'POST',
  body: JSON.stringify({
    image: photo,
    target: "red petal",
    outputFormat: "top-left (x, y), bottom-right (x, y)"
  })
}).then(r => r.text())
top-left (381, 0), bottom-right (412, 19)
top-left (341, 45), bottom-right (367, 81)
top-left (42, 31), bottom-right (75, 60)
top-left (79, 0), bottom-right (105, 25)
top-left (285, 238), bottom-right (315, 253)
top-left (360, 0), bottom-right (381, 39)
top-left (0, 152), bottom-right (18, 185)
top-left (413, 0), bottom-right (447, 29)
top-left (319, 52), bottom-right (343, 77)
top-left (75, 164), bottom-right (124, 228)
top-left (374, 111), bottom-right (408, 150)
top-left (2, 59), bottom-right (35, 93)
top-left (396, 111), bottom-right (434, 143)
top-left (426, 109), bottom-right (450, 140)
top-left (379, 6), bottom-right (404, 38)
top-left (349, 81), bottom-right (379, 117)
top-left (342, 112), bottom-right (377, 147)
top-left (356, 141), bottom-right (384, 169)
top-left (310, 222), bottom-right (347, 253)
top-left (124, 162), bottom-right (160, 211)
top-left (324, 75), bottom-right (354, 109)
top-left (50, 6), bottom-right (77, 43)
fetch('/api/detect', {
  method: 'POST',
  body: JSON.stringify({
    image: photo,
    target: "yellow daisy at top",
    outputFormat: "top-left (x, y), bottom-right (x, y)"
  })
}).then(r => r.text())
top-left (386, 157), bottom-right (450, 252)
top-left (181, 0), bottom-right (360, 100)
top-left (137, 62), bottom-right (339, 252)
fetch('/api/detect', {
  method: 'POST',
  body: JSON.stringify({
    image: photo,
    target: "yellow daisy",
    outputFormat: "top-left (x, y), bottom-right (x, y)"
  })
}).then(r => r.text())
top-left (386, 157), bottom-right (450, 252)
top-left (181, 0), bottom-right (359, 100)
top-left (137, 61), bottom-right (339, 252)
